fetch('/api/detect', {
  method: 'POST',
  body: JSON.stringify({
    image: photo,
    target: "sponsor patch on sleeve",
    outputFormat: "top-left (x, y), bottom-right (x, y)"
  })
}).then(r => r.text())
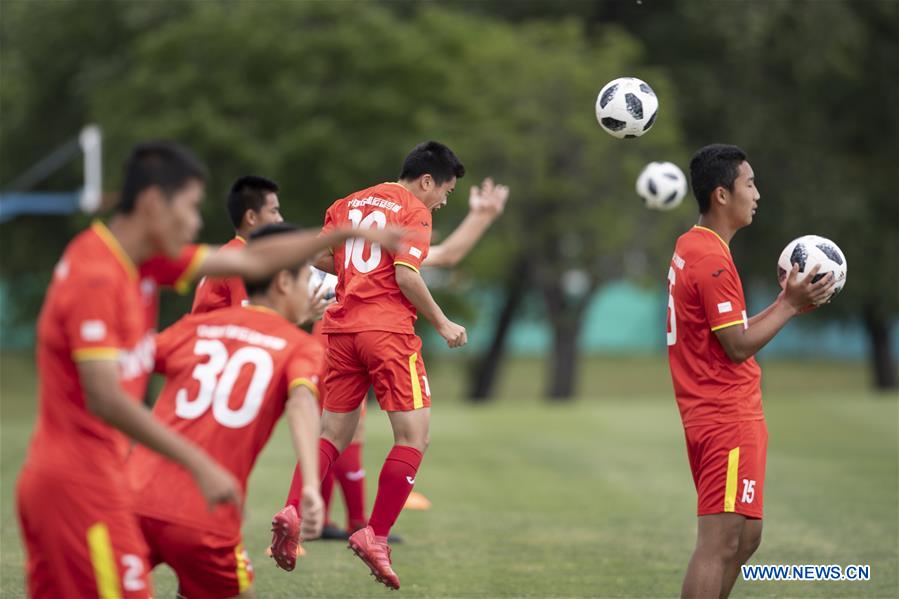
top-left (409, 247), bottom-right (422, 259)
top-left (717, 301), bottom-right (733, 314)
top-left (80, 320), bottom-right (107, 342)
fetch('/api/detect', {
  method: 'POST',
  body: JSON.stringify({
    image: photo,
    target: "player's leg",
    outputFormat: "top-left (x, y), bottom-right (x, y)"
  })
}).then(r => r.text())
top-left (17, 469), bottom-right (152, 599)
top-left (719, 518), bottom-right (762, 598)
top-left (333, 413), bottom-right (368, 533)
top-left (148, 517), bottom-right (254, 599)
top-left (681, 512), bottom-right (746, 599)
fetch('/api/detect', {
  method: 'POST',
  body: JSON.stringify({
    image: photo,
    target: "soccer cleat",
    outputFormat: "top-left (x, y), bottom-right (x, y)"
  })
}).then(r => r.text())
top-left (347, 526), bottom-right (400, 590)
top-left (269, 506), bottom-right (303, 571)
top-left (403, 490), bottom-right (432, 510)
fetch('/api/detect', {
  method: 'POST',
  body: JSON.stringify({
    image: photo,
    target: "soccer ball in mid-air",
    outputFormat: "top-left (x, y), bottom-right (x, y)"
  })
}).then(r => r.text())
top-left (308, 267), bottom-right (338, 300)
top-left (636, 161), bottom-right (687, 210)
top-left (595, 77), bottom-right (659, 139)
top-left (777, 235), bottom-right (847, 304)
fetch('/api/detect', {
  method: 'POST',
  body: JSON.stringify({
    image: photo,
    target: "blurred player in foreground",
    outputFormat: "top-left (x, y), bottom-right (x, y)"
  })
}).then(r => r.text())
top-left (15, 141), bottom-right (400, 598)
top-left (667, 144), bottom-right (836, 599)
top-left (129, 223), bottom-right (325, 599)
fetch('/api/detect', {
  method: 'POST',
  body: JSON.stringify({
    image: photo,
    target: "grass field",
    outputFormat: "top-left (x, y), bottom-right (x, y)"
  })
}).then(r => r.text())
top-left (1, 351), bottom-right (897, 598)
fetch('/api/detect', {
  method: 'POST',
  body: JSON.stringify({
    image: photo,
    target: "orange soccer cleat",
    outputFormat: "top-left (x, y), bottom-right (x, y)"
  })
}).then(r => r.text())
top-left (268, 506), bottom-right (304, 571)
top-left (347, 526), bottom-right (400, 590)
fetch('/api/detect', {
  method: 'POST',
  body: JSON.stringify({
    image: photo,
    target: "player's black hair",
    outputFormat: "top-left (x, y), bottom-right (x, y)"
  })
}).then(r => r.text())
top-left (689, 144), bottom-right (748, 214)
top-left (244, 222), bottom-right (303, 296)
top-left (398, 141), bottom-right (465, 185)
top-left (117, 141), bottom-right (208, 214)
top-left (226, 175), bottom-right (280, 229)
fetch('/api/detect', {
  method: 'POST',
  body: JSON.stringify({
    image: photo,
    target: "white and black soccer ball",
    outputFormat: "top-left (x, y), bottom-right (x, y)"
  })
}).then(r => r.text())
top-left (636, 161), bottom-right (687, 210)
top-left (777, 235), bottom-right (847, 305)
top-left (308, 266), bottom-right (338, 300)
top-left (595, 77), bottom-right (659, 139)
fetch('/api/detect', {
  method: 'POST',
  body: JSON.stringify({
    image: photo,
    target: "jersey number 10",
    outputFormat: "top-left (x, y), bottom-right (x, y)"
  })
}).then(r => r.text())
top-left (345, 209), bottom-right (387, 274)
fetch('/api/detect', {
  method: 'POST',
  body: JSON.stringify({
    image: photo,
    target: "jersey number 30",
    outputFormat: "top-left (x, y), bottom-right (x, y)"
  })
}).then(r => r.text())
top-left (345, 209), bottom-right (387, 274)
top-left (175, 339), bottom-right (273, 428)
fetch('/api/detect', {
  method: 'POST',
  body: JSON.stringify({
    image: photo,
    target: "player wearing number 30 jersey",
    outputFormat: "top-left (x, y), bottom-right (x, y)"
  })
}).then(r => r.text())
top-left (667, 144), bottom-right (838, 599)
top-left (128, 223), bottom-right (325, 599)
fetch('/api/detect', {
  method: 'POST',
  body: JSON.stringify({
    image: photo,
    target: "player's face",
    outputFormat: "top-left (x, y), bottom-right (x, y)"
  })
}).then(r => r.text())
top-left (150, 179), bottom-right (205, 257)
top-left (727, 161), bottom-right (760, 227)
top-left (252, 193), bottom-right (284, 231)
top-left (286, 265), bottom-right (312, 324)
top-left (425, 176), bottom-right (457, 212)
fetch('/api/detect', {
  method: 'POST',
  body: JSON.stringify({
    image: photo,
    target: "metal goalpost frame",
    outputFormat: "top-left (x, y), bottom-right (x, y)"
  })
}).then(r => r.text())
top-left (0, 124), bottom-right (102, 224)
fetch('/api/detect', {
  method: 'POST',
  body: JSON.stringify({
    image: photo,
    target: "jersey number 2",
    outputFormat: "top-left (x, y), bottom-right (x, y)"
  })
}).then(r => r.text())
top-left (345, 209), bottom-right (386, 274)
top-left (175, 339), bottom-right (273, 428)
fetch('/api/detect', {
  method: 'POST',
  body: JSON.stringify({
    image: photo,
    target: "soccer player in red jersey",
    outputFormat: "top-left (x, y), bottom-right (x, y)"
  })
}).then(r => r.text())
top-left (15, 141), bottom-right (401, 599)
top-left (192, 176), bottom-right (284, 314)
top-left (667, 144), bottom-right (836, 599)
top-left (130, 222), bottom-right (325, 598)
top-left (286, 140), bottom-right (505, 590)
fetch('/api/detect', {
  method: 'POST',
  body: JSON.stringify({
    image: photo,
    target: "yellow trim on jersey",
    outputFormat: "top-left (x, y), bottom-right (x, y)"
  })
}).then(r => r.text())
top-left (173, 245), bottom-right (210, 295)
top-left (724, 447), bottom-right (740, 512)
top-left (693, 225), bottom-right (731, 253)
top-left (289, 377), bottom-right (320, 398)
top-left (235, 543), bottom-right (251, 592)
top-left (234, 234), bottom-right (247, 244)
top-left (394, 261), bottom-right (420, 273)
top-left (72, 347), bottom-right (120, 362)
top-left (711, 319), bottom-right (745, 332)
top-left (244, 304), bottom-right (280, 316)
top-left (92, 220), bottom-right (138, 281)
top-left (87, 522), bottom-right (123, 599)
top-left (409, 353), bottom-right (423, 409)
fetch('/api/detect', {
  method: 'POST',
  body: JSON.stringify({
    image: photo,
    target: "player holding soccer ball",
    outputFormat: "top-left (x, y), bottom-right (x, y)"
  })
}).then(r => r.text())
top-left (667, 144), bottom-right (836, 599)
top-left (130, 223), bottom-right (326, 599)
top-left (15, 142), bottom-right (400, 599)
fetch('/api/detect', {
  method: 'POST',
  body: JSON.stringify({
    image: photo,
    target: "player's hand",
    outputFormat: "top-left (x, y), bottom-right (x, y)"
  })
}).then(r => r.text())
top-left (782, 263), bottom-right (836, 313)
top-left (468, 177), bottom-right (510, 218)
top-left (437, 319), bottom-right (467, 348)
top-left (300, 280), bottom-right (334, 325)
top-left (299, 486), bottom-right (324, 540)
top-left (193, 457), bottom-right (242, 512)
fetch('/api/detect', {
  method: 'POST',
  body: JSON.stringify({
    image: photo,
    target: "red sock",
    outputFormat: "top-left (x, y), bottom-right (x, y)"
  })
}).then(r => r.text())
top-left (284, 463), bottom-right (303, 511)
top-left (319, 438), bottom-right (340, 482)
top-left (321, 468), bottom-right (335, 524)
top-left (333, 442), bottom-right (367, 531)
top-left (368, 445), bottom-right (422, 537)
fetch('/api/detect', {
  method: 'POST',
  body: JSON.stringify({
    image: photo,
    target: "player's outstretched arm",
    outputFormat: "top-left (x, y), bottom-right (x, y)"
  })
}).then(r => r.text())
top-left (715, 264), bottom-right (835, 363)
top-left (395, 264), bottom-right (467, 348)
top-left (284, 386), bottom-right (323, 540)
top-left (423, 178), bottom-right (510, 268)
top-left (77, 360), bottom-right (241, 510)
top-left (199, 227), bottom-right (404, 281)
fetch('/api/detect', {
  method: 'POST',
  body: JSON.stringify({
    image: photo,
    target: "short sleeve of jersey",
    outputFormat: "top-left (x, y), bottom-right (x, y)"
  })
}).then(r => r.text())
top-left (65, 272), bottom-right (124, 362)
top-left (286, 339), bottom-right (325, 400)
top-left (142, 244), bottom-right (210, 294)
top-left (393, 206), bottom-right (432, 272)
top-left (693, 255), bottom-right (748, 331)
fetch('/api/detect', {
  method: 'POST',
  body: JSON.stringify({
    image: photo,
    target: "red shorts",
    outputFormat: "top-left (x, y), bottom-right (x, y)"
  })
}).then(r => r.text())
top-left (16, 467), bottom-right (152, 599)
top-left (684, 419), bottom-right (768, 519)
top-left (323, 331), bottom-right (430, 412)
top-left (139, 516), bottom-right (253, 599)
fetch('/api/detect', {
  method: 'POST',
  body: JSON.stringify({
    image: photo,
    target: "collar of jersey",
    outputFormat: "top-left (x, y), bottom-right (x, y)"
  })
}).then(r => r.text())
top-left (383, 182), bottom-right (429, 211)
top-left (243, 304), bottom-right (280, 317)
top-left (693, 225), bottom-right (731, 254)
top-left (91, 220), bottom-right (139, 281)
top-left (234, 234), bottom-right (247, 244)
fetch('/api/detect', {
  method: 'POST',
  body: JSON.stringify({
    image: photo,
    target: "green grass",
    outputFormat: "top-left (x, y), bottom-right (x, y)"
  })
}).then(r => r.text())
top-left (1, 352), bottom-right (897, 597)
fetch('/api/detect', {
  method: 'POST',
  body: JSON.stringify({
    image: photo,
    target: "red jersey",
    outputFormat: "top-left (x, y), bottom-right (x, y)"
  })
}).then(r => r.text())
top-left (667, 226), bottom-right (763, 427)
top-left (128, 306), bottom-right (324, 535)
top-left (320, 182), bottom-right (431, 334)
top-left (24, 221), bottom-right (207, 487)
top-left (191, 235), bottom-right (248, 313)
